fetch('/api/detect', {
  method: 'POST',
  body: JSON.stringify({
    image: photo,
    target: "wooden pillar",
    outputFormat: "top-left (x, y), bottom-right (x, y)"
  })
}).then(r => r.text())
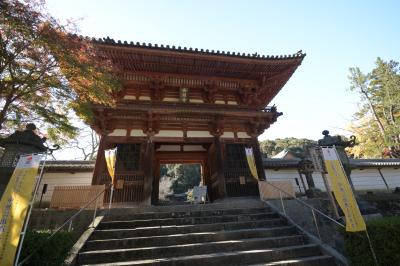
top-left (143, 137), bottom-right (155, 205)
top-left (152, 160), bottom-right (160, 205)
top-left (251, 137), bottom-right (266, 181)
top-left (214, 136), bottom-right (227, 198)
top-left (92, 135), bottom-right (107, 185)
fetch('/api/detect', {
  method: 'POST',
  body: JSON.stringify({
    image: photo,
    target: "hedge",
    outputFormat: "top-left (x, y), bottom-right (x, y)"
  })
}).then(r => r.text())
top-left (20, 230), bottom-right (74, 266)
top-left (344, 216), bottom-right (400, 266)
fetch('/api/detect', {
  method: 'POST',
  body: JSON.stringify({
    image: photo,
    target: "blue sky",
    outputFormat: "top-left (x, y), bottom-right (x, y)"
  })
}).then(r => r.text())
top-left (47, 0), bottom-right (400, 141)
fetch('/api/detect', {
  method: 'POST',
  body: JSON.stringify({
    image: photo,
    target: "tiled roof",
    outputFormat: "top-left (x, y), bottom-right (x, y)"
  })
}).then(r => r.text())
top-left (74, 35), bottom-right (306, 61)
top-left (43, 160), bottom-right (95, 171)
top-left (263, 158), bottom-right (300, 168)
top-left (263, 158), bottom-right (400, 169)
top-left (350, 159), bottom-right (400, 168)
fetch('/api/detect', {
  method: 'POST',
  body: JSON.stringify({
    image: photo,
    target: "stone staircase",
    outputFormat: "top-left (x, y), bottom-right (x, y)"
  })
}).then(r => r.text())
top-left (76, 199), bottom-right (337, 265)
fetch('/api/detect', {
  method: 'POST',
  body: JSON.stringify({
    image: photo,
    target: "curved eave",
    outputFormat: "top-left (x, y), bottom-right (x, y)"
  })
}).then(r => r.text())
top-left (84, 36), bottom-right (306, 63)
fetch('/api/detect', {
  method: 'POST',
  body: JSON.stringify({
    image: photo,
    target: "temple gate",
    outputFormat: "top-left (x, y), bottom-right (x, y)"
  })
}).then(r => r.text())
top-left (89, 38), bottom-right (305, 205)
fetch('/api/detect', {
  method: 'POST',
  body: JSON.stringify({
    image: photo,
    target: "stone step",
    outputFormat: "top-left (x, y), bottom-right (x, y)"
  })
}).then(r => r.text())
top-left (79, 244), bottom-right (322, 266)
top-left (78, 236), bottom-right (311, 265)
top-left (84, 226), bottom-right (298, 251)
top-left (91, 218), bottom-right (288, 240)
top-left (104, 207), bottom-right (271, 221)
top-left (249, 255), bottom-right (336, 265)
top-left (98, 212), bottom-right (279, 229)
top-left (106, 197), bottom-right (265, 215)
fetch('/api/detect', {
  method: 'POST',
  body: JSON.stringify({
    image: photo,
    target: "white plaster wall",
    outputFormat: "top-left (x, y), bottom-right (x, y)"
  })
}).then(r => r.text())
top-left (139, 96), bottom-right (151, 100)
top-left (35, 172), bottom-right (93, 203)
top-left (221, 132), bottom-right (234, 138)
top-left (215, 100), bottom-right (225, 104)
top-left (123, 95), bottom-right (136, 100)
top-left (350, 169), bottom-right (390, 191)
top-left (130, 129), bottom-right (147, 137)
top-left (380, 168), bottom-right (400, 189)
top-left (264, 167), bottom-right (400, 193)
top-left (265, 169), bottom-right (306, 193)
top-left (183, 145), bottom-right (207, 151)
top-left (156, 130), bottom-right (184, 137)
top-left (227, 101), bottom-right (238, 105)
top-left (108, 129), bottom-right (127, 136)
top-left (187, 131), bottom-right (213, 138)
top-left (237, 132), bottom-right (251, 138)
top-left (190, 99), bottom-right (204, 103)
top-left (310, 172), bottom-right (327, 191)
top-left (157, 145), bottom-right (181, 151)
top-left (164, 97), bottom-right (179, 102)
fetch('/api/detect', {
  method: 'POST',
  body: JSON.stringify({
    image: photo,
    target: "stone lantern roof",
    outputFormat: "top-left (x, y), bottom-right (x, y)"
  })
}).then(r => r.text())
top-left (0, 123), bottom-right (47, 152)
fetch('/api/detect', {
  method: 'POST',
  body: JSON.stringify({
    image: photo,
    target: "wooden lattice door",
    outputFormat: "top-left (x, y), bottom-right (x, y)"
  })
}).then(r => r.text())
top-left (224, 143), bottom-right (259, 197)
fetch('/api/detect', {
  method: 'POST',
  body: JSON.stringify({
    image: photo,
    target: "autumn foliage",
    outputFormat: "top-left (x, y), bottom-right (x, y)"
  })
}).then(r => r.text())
top-left (0, 0), bottom-right (121, 141)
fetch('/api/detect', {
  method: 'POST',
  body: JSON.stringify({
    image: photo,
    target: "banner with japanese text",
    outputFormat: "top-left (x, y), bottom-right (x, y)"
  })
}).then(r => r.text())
top-left (0, 154), bottom-right (42, 265)
top-left (245, 147), bottom-right (259, 180)
top-left (321, 147), bottom-right (366, 232)
top-left (105, 148), bottom-right (117, 186)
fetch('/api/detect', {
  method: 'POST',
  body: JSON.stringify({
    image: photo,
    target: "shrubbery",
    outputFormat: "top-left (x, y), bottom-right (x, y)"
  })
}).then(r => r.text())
top-left (344, 216), bottom-right (400, 266)
top-left (20, 230), bottom-right (74, 266)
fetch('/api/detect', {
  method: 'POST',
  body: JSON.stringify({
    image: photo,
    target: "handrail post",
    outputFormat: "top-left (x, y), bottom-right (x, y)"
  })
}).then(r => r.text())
top-left (92, 196), bottom-right (99, 227)
top-left (279, 191), bottom-right (286, 215)
top-left (68, 220), bottom-right (73, 232)
top-left (311, 209), bottom-right (321, 240)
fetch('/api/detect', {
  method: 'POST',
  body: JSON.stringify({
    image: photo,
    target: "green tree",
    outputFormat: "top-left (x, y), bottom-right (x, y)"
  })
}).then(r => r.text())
top-left (348, 58), bottom-right (400, 158)
top-left (0, 0), bottom-right (121, 141)
top-left (259, 137), bottom-right (317, 157)
top-left (160, 164), bottom-right (201, 194)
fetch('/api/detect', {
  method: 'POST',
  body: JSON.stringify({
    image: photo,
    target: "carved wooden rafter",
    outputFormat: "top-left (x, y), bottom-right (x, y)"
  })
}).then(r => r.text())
top-left (144, 111), bottom-right (160, 136)
top-left (210, 116), bottom-right (224, 137)
top-left (203, 81), bottom-right (218, 104)
top-left (247, 117), bottom-right (271, 137)
top-left (149, 78), bottom-right (165, 101)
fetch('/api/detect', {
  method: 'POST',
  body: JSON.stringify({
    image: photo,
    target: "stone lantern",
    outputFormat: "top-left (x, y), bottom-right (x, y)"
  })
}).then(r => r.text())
top-left (0, 124), bottom-right (48, 197)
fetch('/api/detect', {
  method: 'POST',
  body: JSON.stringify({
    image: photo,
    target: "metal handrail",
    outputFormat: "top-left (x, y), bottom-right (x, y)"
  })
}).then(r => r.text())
top-left (263, 180), bottom-right (345, 228)
top-left (17, 185), bottom-right (110, 266)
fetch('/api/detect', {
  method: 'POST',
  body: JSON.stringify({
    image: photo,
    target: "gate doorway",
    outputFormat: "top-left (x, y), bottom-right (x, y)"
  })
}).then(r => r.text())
top-left (158, 163), bottom-right (202, 205)
top-left (152, 151), bottom-right (209, 205)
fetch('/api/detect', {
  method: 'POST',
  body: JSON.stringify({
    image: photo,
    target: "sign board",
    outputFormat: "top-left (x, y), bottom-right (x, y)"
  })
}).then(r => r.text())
top-left (308, 147), bottom-right (326, 173)
top-left (0, 154), bottom-right (42, 265)
top-left (116, 179), bottom-right (124, 190)
top-left (193, 186), bottom-right (207, 204)
top-left (321, 147), bottom-right (366, 232)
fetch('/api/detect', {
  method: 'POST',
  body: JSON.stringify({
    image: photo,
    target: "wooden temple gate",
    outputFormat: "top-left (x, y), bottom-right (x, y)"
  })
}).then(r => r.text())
top-left (87, 37), bottom-right (305, 206)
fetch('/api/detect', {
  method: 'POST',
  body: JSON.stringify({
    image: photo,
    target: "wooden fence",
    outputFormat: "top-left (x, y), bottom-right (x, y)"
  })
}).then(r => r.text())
top-left (258, 181), bottom-right (295, 200)
top-left (50, 185), bottom-right (106, 209)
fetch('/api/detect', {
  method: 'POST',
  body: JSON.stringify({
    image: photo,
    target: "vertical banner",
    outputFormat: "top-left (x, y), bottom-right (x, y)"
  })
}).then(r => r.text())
top-left (245, 147), bottom-right (259, 180)
top-left (0, 154), bottom-right (42, 265)
top-left (104, 148), bottom-right (117, 186)
top-left (321, 147), bottom-right (366, 232)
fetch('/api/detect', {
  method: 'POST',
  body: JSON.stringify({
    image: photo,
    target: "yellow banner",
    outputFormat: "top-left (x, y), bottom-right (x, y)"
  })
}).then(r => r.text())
top-left (321, 147), bottom-right (366, 232)
top-left (105, 148), bottom-right (117, 186)
top-left (245, 147), bottom-right (259, 180)
top-left (0, 154), bottom-right (42, 265)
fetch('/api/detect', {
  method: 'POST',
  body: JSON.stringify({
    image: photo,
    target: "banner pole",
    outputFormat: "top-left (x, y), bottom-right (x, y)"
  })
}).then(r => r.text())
top-left (108, 184), bottom-right (114, 212)
top-left (365, 230), bottom-right (379, 266)
top-left (14, 153), bottom-right (47, 266)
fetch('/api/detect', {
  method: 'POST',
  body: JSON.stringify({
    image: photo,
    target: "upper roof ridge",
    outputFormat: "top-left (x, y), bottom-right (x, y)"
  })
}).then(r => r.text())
top-left (71, 34), bottom-right (306, 60)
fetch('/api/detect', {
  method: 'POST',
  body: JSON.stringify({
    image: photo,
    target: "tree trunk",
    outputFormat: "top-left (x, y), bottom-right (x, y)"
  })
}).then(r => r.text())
top-left (0, 98), bottom-right (12, 130)
top-left (362, 90), bottom-right (386, 137)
